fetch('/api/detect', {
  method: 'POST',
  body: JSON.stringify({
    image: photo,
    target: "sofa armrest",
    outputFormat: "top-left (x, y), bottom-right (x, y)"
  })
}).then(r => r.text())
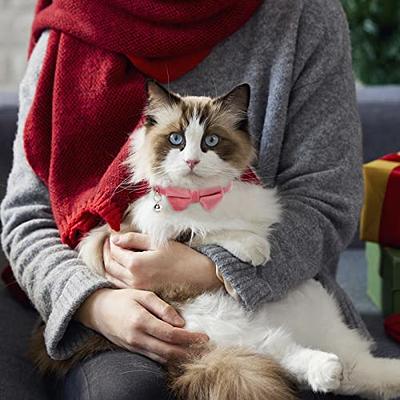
top-left (0, 93), bottom-right (18, 271)
top-left (357, 85), bottom-right (400, 162)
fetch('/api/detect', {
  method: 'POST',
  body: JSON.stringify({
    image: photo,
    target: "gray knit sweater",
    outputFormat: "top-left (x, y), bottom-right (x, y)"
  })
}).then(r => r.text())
top-left (1, 0), bottom-right (368, 361)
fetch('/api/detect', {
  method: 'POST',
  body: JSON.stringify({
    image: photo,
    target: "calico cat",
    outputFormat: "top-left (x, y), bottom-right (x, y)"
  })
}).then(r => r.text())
top-left (31, 82), bottom-right (400, 400)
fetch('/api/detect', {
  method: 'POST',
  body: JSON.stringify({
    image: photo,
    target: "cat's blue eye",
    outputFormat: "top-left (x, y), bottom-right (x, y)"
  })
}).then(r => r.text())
top-left (204, 134), bottom-right (220, 147)
top-left (169, 133), bottom-right (184, 146)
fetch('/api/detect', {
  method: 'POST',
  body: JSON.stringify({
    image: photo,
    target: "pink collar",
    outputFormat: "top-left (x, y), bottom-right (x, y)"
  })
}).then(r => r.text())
top-left (154, 182), bottom-right (233, 211)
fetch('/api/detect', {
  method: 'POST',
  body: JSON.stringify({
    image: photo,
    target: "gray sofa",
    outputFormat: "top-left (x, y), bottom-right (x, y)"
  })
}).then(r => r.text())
top-left (0, 87), bottom-right (400, 399)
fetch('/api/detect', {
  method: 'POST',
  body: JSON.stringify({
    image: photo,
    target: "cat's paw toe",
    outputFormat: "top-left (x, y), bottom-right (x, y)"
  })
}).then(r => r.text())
top-left (238, 236), bottom-right (270, 266)
top-left (307, 353), bottom-right (343, 393)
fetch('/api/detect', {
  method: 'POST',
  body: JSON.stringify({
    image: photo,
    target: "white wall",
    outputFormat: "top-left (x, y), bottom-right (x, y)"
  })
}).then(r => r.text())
top-left (0, 0), bottom-right (36, 92)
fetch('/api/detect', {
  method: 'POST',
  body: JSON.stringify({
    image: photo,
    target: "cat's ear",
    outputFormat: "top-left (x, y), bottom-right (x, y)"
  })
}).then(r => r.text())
top-left (215, 83), bottom-right (250, 132)
top-left (216, 83), bottom-right (251, 114)
top-left (146, 80), bottom-right (181, 107)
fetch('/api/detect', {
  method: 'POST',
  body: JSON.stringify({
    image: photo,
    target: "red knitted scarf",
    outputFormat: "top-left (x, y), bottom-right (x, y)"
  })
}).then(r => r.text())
top-left (24, 0), bottom-right (261, 248)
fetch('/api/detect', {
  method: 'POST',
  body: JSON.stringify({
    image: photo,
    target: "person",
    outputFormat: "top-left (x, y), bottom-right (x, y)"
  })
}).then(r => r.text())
top-left (1, 0), bottom-right (368, 399)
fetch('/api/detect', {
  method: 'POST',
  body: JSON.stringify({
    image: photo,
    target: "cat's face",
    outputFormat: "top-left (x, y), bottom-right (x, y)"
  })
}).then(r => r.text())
top-left (131, 81), bottom-right (255, 189)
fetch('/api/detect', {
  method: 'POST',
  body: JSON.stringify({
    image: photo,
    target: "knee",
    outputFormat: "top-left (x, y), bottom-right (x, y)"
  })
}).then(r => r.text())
top-left (63, 354), bottom-right (172, 400)
top-left (102, 370), bottom-right (170, 400)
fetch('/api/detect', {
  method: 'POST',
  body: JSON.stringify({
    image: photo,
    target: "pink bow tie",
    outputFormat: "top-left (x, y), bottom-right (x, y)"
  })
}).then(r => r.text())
top-left (155, 182), bottom-right (233, 211)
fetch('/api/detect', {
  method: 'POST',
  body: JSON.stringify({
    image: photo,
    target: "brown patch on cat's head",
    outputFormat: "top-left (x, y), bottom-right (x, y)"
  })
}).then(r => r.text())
top-left (145, 80), bottom-right (182, 127)
top-left (141, 81), bottom-right (255, 181)
top-left (204, 83), bottom-right (254, 170)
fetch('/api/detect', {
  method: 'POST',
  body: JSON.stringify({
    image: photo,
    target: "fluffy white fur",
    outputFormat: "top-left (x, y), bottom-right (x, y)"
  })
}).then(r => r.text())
top-left (129, 127), bottom-right (278, 257)
top-left (79, 86), bottom-right (400, 399)
top-left (182, 282), bottom-right (400, 399)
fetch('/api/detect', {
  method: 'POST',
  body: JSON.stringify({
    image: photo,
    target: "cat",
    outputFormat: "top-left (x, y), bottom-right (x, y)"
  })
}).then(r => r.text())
top-left (31, 81), bottom-right (400, 400)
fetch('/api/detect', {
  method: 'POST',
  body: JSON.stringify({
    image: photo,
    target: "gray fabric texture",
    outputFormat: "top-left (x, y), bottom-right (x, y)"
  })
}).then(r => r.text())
top-left (1, 0), bottom-right (369, 361)
top-left (1, 31), bottom-right (113, 360)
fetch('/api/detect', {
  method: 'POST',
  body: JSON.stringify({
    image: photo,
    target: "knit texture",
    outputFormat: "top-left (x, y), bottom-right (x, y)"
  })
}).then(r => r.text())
top-left (1, 0), bottom-right (370, 360)
top-left (24, 0), bottom-right (261, 248)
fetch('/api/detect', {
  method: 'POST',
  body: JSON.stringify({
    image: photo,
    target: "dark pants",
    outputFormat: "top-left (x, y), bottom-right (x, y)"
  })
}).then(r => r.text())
top-left (60, 351), bottom-right (172, 400)
top-left (59, 350), bottom-right (360, 400)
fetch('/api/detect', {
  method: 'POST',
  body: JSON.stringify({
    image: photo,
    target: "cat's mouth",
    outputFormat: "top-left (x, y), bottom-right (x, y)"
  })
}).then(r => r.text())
top-left (184, 170), bottom-right (203, 178)
top-left (175, 170), bottom-right (209, 185)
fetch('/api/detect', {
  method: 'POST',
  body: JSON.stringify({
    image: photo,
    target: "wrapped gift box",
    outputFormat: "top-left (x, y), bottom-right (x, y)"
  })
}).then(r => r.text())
top-left (360, 153), bottom-right (400, 248)
top-left (366, 242), bottom-right (400, 316)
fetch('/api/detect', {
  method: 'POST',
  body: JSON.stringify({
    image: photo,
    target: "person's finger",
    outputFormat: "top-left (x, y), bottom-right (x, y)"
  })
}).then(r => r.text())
top-left (104, 272), bottom-right (128, 289)
top-left (134, 348), bottom-right (167, 365)
top-left (135, 290), bottom-right (184, 327)
top-left (111, 232), bottom-right (153, 251)
top-left (109, 240), bottom-right (146, 270)
top-left (123, 343), bottom-right (167, 365)
top-left (104, 258), bottom-right (133, 285)
top-left (103, 237), bottom-right (111, 266)
top-left (143, 313), bottom-right (208, 346)
top-left (138, 333), bottom-right (189, 361)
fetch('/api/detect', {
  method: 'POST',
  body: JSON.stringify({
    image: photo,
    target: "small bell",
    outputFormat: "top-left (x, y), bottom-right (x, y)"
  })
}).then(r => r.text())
top-left (153, 189), bottom-right (162, 212)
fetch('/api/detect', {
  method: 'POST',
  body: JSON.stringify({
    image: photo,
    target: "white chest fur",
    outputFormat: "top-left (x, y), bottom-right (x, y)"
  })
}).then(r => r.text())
top-left (127, 181), bottom-right (281, 266)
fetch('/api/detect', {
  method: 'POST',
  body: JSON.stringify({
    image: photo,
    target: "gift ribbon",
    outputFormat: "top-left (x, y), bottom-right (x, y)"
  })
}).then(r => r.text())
top-left (379, 153), bottom-right (400, 247)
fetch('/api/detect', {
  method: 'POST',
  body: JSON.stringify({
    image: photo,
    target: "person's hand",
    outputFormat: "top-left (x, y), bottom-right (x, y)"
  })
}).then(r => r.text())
top-left (75, 288), bottom-right (208, 364)
top-left (103, 232), bottom-right (222, 292)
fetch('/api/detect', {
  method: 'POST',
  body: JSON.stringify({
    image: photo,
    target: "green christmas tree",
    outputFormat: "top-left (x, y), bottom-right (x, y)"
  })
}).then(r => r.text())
top-left (341, 0), bottom-right (400, 84)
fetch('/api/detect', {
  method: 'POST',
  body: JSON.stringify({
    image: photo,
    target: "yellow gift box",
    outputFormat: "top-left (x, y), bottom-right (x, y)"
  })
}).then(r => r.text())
top-left (360, 153), bottom-right (400, 248)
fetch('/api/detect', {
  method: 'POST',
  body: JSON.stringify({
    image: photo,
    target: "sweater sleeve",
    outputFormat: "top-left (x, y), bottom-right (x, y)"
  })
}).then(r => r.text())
top-left (198, 2), bottom-right (363, 311)
top-left (0, 31), bottom-right (112, 360)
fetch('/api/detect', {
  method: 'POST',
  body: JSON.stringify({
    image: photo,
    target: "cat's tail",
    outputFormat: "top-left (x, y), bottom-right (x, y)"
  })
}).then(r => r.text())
top-left (169, 346), bottom-right (297, 400)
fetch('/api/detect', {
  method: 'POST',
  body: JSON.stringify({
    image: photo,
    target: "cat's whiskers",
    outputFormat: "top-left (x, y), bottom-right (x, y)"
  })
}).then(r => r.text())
top-left (109, 175), bottom-right (152, 200)
top-left (109, 175), bottom-right (134, 198)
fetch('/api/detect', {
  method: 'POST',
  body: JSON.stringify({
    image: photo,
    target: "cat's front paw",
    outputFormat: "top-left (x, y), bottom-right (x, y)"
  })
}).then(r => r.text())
top-left (224, 234), bottom-right (271, 266)
top-left (307, 353), bottom-right (343, 393)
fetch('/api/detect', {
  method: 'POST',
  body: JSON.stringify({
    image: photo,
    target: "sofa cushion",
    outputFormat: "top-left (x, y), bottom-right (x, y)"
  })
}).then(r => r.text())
top-left (357, 85), bottom-right (400, 162)
top-left (0, 94), bottom-right (18, 270)
top-left (0, 94), bottom-right (18, 200)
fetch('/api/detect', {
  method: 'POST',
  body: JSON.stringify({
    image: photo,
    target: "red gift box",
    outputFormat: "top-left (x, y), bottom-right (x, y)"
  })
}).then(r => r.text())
top-left (360, 152), bottom-right (400, 248)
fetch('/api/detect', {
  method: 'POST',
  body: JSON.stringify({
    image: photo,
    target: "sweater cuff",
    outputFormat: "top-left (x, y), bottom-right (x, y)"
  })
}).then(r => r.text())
top-left (44, 266), bottom-right (112, 360)
top-left (197, 245), bottom-right (273, 311)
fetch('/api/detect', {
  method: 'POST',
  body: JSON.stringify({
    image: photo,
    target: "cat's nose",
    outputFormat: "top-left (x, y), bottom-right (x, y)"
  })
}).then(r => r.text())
top-left (185, 159), bottom-right (200, 170)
